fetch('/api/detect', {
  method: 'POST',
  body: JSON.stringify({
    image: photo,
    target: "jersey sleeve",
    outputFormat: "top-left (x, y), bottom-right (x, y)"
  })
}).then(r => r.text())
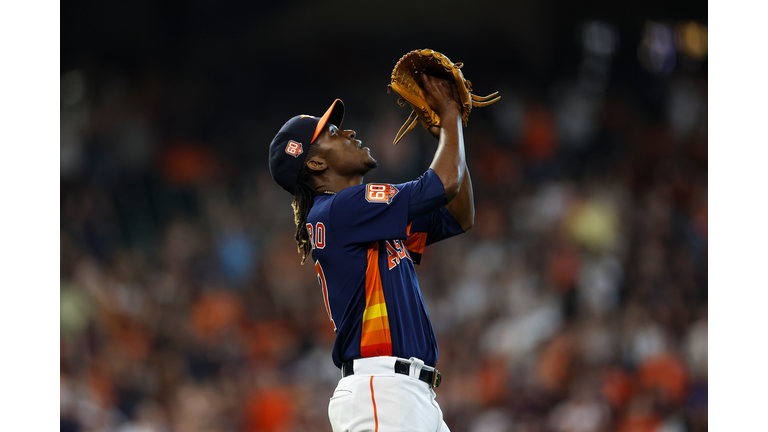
top-left (403, 206), bottom-right (465, 265)
top-left (330, 169), bottom-right (449, 245)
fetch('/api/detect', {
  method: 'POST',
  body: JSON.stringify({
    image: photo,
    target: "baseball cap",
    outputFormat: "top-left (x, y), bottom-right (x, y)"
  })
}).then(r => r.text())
top-left (269, 99), bottom-right (345, 194)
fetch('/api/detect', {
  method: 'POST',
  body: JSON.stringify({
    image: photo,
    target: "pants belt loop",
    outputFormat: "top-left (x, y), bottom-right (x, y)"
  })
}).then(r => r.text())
top-left (408, 357), bottom-right (424, 380)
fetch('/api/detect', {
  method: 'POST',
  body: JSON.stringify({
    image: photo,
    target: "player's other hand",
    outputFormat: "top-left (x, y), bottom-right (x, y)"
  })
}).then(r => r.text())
top-left (420, 74), bottom-right (461, 120)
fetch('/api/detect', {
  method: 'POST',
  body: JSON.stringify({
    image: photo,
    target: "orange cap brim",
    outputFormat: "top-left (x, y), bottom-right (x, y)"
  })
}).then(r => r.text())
top-left (311, 99), bottom-right (345, 143)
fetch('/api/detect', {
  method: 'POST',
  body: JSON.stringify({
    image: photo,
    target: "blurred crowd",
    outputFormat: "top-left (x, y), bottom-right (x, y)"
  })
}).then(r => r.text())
top-left (60, 28), bottom-right (707, 432)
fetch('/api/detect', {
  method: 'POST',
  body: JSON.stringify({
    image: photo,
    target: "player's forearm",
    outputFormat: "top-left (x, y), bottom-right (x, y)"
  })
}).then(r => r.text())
top-left (429, 112), bottom-right (466, 202)
top-left (446, 166), bottom-right (474, 231)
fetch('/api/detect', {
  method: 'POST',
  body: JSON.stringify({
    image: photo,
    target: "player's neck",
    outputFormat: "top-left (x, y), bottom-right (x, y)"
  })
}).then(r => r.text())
top-left (315, 173), bottom-right (364, 194)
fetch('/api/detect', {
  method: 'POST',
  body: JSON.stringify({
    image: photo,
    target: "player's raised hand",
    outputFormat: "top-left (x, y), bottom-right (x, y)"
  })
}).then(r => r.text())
top-left (419, 74), bottom-right (461, 120)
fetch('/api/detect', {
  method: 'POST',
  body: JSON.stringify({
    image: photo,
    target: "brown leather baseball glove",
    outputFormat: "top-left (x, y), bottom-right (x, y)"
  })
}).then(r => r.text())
top-left (388, 49), bottom-right (500, 145)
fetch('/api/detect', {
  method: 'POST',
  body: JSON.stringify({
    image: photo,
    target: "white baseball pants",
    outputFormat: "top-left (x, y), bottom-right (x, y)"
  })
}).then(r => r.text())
top-left (328, 356), bottom-right (450, 432)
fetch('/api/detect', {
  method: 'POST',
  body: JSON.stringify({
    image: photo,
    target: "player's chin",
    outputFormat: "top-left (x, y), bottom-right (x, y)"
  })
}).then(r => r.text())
top-left (363, 156), bottom-right (378, 170)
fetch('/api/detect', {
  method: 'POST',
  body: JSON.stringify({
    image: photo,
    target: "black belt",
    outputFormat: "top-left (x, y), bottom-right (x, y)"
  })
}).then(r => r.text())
top-left (342, 358), bottom-right (442, 388)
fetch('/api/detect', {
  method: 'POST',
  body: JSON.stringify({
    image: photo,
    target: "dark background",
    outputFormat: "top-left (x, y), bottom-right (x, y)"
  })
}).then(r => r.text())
top-left (60, 1), bottom-right (707, 431)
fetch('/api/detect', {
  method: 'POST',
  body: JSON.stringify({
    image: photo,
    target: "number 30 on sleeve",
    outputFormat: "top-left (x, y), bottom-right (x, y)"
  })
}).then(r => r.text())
top-left (305, 222), bottom-right (326, 249)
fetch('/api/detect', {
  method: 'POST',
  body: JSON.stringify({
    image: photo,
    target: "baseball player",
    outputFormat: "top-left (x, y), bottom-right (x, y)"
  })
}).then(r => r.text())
top-left (268, 75), bottom-right (473, 432)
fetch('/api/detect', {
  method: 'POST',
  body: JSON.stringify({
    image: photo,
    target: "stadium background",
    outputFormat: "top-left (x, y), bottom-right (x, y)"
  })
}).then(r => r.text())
top-left (60, 1), bottom-right (708, 431)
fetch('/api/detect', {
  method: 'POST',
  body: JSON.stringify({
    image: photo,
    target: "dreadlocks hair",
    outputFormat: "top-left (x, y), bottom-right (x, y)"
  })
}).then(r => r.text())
top-left (292, 145), bottom-right (321, 265)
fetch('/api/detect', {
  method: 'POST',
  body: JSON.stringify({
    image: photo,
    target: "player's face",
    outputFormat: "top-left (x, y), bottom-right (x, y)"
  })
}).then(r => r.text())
top-left (314, 124), bottom-right (378, 175)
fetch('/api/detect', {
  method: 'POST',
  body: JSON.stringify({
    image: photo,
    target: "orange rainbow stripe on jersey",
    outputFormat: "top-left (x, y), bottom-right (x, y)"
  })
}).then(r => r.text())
top-left (360, 242), bottom-right (392, 357)
top-left (404, 222), bottom-right (427, 257)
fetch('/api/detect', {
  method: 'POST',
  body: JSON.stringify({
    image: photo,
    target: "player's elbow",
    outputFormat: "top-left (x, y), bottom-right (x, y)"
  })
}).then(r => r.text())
top-left (459, 207), bottom-right (474, 231)
top-left (461, 214), bottom-right (474, 232)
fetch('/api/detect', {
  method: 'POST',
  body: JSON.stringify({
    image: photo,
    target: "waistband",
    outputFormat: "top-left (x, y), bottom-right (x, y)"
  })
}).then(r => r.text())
top-left (341, 356), bottom-right (442, 388)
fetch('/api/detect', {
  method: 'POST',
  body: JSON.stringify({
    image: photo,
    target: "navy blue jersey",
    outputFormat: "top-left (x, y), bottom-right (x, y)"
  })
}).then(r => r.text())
top-left (306, 169), bottom-right (465, 368)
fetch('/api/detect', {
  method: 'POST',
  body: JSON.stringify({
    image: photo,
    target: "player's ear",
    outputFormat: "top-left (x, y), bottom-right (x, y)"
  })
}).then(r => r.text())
top-left (306, 156), bottom-right (327, 173)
